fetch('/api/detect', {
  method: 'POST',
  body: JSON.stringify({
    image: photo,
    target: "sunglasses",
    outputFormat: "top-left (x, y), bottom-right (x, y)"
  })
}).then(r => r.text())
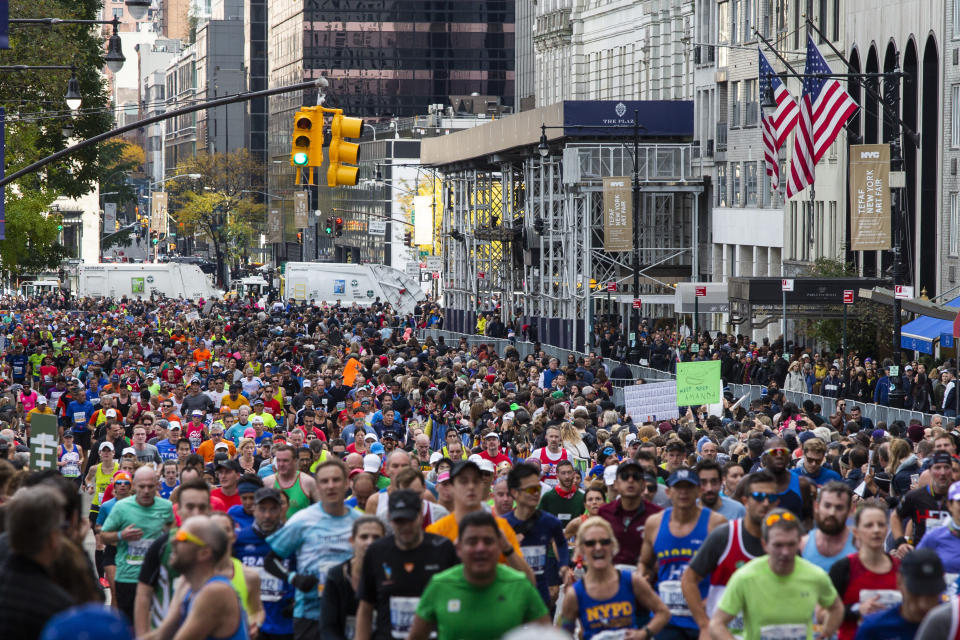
top-left (114, 481), bottom-right (131, 487)
top-left (519, 486), bottom-right (541, 496)
top-left (174, 529), bottom-right (207, 547)
top-left (618, 471), bottom-right (642, 482)
top-left (646, 484), bottom-right (658, 493)
top-left (750, 491), bottom-right (780, 503)
top-left (764, 447), bottom-right (789, 457)
top-left (765, 511), bottom-right (797, 527)
top-left (582, 538), bottom-right (613, 548)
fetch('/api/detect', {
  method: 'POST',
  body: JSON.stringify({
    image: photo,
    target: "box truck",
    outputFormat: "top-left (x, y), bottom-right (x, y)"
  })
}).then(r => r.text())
top-left (281, 262), bottom-right (426, 315)
top-left (77, 263), bottom-right (221, 300)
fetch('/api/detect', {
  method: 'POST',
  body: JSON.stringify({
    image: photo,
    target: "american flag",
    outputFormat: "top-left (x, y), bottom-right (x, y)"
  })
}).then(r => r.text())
top-left (787, 35), bottom-right (859, 198)
top-left (759, 49), bottom-right (798, 192)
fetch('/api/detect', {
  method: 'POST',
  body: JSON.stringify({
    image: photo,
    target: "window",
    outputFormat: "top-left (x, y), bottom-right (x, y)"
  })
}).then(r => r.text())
top-left (832, 0), bottom-right (840, 41)
top-left (731, 81), bottom-right (741, 127)
top-left (717, 164), bottom-right (728, 207)
top-left (818, 0), bottom-right (827, 43)
top-left (718, 1), bottom-right (730, 67)
top-left (733, 162), bottom-right (742, 206)
top-left (953, 85), bottom-right (960, 147)
top-left (793, 0), bottom-right (801, 49)
top-left (955, 0), bottom-right (960, 39)
top-left (112, 7), bottom-right (123, 18)
top-left (732, 0), bottom-right (740, 43)
top-left (746, 162), bottom-right (758, 206)
top-left (952, 193), bottom-right (960, 256)
top-left (744, 78), bottom-right (758, 126)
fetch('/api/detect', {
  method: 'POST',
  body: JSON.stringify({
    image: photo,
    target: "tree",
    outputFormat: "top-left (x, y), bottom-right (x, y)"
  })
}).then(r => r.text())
top-left (800, 257), bottom-right (893, 360)
top-left (165, 150), bottom-right (266, 285)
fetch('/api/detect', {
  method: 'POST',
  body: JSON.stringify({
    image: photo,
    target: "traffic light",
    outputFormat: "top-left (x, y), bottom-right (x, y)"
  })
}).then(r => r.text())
top-left (324, 217), bottom-right (333, 235)
top-left (403, 231), bottom-right (412, 245)
top-left (296, 231), bottom-right (303, 243)
top-left (150, 230), bottom-right (159, 246)
top-left (327, 112), bottom-right (364, 187)
top-left (334, 217), bottom-right (343, 237)
top-left (291, 107), bottom-right (324, 185)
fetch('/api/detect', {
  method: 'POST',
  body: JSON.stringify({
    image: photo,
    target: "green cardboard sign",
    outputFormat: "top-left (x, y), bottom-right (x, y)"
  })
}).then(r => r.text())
top-left (30, 413), bottom-right (60, 472)
top-left (676, 360), bottom-right (721, 406)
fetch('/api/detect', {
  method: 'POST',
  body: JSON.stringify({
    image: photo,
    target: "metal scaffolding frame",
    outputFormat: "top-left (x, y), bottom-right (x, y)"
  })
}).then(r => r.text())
top-left (438, 141), bottom-right (703, 350)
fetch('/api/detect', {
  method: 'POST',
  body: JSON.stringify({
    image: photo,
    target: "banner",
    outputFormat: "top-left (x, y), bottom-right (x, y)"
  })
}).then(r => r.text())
top-left (623, 380), bottom-right (679, 423)
top-left (603, 177), bottom-right (632, 252)
top-left (849, 144), bottom-right (891, 251)
top-left (268, 209), bottom-right (282, 243)
top-left (150, 191), bottom-right (168, 234)
top-left (104, 202), bottom-right (117, 233)
top-left (414, 195), bottom-right (434, 245)
top-left (293, 191), bottom-right (309, 228)
top-left (676, 360), bottom-right (722, 406)
top-left (29, 413), bottom-right (59, 471)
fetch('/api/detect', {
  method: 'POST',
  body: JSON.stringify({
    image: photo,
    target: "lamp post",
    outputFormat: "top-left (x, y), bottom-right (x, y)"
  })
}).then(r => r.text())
top-left (9, 16), bottom-right (127, 74)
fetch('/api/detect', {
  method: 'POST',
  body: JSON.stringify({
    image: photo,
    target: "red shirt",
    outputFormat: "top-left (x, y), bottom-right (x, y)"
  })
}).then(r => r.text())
top-left (210, 488), bottom-right (242, 511)
top-left (479, 450), bottom-right (512, 466)
top-left (597, 498), bottom-right (662, 565)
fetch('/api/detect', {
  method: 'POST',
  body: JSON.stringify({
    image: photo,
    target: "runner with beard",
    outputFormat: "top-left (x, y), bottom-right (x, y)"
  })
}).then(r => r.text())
top-left (761, 436), bottom-right (814, 523)
top-left (694, 460), bottom-right (744, 521)
top-left (681, 471), bottom-right (779, 638)
top-left (891, 451), bottom-right (954, 557)
top-left (799, 481), bottom-right (857, 573)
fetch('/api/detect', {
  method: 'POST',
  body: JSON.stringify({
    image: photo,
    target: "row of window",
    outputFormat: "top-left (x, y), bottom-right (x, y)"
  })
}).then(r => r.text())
top-left (715, 160), bottom-right (785, 209)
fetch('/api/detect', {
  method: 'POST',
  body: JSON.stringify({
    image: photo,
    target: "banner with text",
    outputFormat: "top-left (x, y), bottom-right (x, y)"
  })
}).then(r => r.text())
top-left (676, 360), bottom-right (722, 406)
top-left (293, 191), bottom-right (309, 228)
top-left (414, 195), bottom-right (434, 245)
top-left (30, 413), bottom-right (59, 472)
top-left (603, 177), bottom-right (633, 252)
top-left (268, 209), bottom-right (282, 243)
top-left (849, 144), bottom-right (891, 251)
top-left (623, 380), bottom-right (678, 423)
top-left (150, 191), bottom-right (168, 234)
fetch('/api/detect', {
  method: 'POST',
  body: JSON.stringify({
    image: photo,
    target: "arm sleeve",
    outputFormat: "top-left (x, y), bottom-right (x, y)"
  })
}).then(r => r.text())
top-left (414, 577), bottom-right (439, 624)
top-left (688, 524), bottom-right (730, 577)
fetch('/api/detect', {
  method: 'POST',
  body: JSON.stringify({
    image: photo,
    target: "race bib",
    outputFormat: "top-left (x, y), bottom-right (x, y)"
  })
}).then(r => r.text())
top-left (126, 536), bottom-right (158, 566)
top-left (389, 596), bottom-right (419, 638)
top-left (73, 411), bottom-right (86, 423)
top-left (658, 580), bottom-right (691, 617)
top-left (859, 589), bottom-right (901, 608)
top-left (557, 513), bottom-right (572, 521)
top-left (258, 566), bottom-right (284, 602)
top-left (927, 512), bottom-right (950, 531)
top-left (759, 624), bottom-right (806, 640)
top-left (521, 545), bottom-right (546, 575)
top-left (345, 615), bottom-right (356, 640)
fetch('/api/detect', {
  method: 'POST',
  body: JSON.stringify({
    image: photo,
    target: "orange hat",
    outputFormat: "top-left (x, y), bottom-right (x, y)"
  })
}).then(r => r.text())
top-left (112, 471), bottom-right (132, 483)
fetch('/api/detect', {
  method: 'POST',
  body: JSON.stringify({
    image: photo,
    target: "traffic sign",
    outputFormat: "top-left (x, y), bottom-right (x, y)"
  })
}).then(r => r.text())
top-left (426, 257), bottom-right (442, 271)
top-left (606, 282), bottom-right (617, 292)
top-left (432, 272), bottom-right (439, 280)
top-left (368, 220), bottom-right (386, 236)
top-left (843, 290), bottom-right (854, 304)
top-left (895, 285), bottom-right (914, 300)
top-left (478, 271), bottom-right (486, 280)
top-left (695, 285), bottom-right (707, 297)
top-left (632, 299), bottom-right (642, 309)
top-left (781, 279), bottom-right (794, 292)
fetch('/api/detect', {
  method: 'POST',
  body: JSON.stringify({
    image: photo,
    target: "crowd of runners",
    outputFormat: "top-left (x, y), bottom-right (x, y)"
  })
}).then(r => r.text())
top-left (0, 293), bottom-right (958, 639)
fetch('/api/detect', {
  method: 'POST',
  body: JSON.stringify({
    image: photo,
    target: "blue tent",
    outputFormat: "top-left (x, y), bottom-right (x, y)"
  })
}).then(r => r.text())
top-left (900, 296), bottom-right (960, 354)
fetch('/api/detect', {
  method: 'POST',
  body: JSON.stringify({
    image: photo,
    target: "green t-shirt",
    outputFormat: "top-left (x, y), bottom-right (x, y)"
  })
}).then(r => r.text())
top-left (717, 555), bottom-right (838, 640)
top-left (538, 488), bottom-right (585, 525)
top-left (102, 496), bottom-right (174, 584)
top-left (415, 564), bottom-right (548, 640)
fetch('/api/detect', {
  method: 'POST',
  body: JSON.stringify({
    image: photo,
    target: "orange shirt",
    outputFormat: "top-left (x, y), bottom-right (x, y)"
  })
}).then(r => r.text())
top-left (195, 439), bottom-right (237, 463)
top-left (193, 348), bottom-right (212, 362)
top-left (426, 512), bottom-right (522, 563)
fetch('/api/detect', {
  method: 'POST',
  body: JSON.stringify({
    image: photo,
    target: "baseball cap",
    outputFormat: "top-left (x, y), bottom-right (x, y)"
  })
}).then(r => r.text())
top-left (302, 379), bottom-right (312, 387)
top-left (99, 441), bottom-right (114, 451)
top-left (40, 604), bottom-right (134, 640)
top-left (217, 458), bottom-right (242, 473)
top-left (192, 409), bottom-right (204, 417)
top-left (113, 471), bottom-right (132, 483)
top-left (477, 458), bottom-right (495, 474)
top-left (253, 487), bottom-right (284, 505)
top-left (214, 442), bottom-right (229, 451)
top-left (436, 471), bottom-right (451, 484)
top-left (105, 409), bottom-right (117, 418)
top-left (121, 447), bottom-right (137, 457)
top-left (381, 430), bottom-right (397, 441)
top-left (253, 398), bottom-right (265, 405)
top-left (168, 421), bottom-right (182, 431)
top-left (930, 451), bottom-right (954, 467)
top-left (449, 459), bottom-right (482, 480)
top-left (237, 479), bottom-right (262, 495)
top-left (388, 489), bottom-right (422, 521)
top-left (667, 468), bottom-right (700, 487)
top-left (36, 396), bottom-right (47, 404)
top-left (370, 442), bottom-right (385, 455)
top-left (429, 451), bottom-right (444, 465)
top-left (364, 433), bottom-right (378, 442)
top-left (251, 416), bottom-right (264, 425)
top-left (484, 431), bottom-right (500, 440)
top-left (363, 453), bottom-right (382, 474)
top-left (900, 548), bottom-right (946, 595)
top-left (949, 480), bottom-right (960, 502)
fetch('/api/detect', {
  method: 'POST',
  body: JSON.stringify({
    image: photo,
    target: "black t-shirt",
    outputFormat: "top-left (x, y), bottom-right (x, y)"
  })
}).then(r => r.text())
top-left (357, 533), bottom-right (458, 640)
top-left (896, 486), bottom-right (949, 544)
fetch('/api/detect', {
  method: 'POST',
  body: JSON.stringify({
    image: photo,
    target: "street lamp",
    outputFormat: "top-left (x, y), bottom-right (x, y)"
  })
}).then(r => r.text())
top-left (104, 18), bottom-right (126, 74)
top-left (124, 0), bottom-right (151, 21)
top-left (64, 69), bottom-right (82, 113)
top-left (538, 125), bottom-right (550, 158)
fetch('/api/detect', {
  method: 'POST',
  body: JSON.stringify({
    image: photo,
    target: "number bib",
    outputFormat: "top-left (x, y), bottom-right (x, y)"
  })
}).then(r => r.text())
top-left (859, 589), bottom-right (901, 608)
top-left (126, 536), bottom-right (157, 566)
top-left (521, 545), bottom-right (547, 575)
top-left (658, 580), bottom-right (691, 617)
top-left (258, 566), bottom-right (285, 602)
top-left (389, 596), bottom-right (419, 638)
top-left (759, 624), bottom-right (807, 640)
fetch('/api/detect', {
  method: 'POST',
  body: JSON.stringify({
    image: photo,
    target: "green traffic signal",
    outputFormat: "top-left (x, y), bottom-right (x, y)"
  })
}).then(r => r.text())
top-left (293, 151), bottom-right (309, 166)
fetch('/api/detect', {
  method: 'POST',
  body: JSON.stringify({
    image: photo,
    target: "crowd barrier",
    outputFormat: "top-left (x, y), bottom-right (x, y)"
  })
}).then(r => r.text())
top-left (418, 329), bottom-right (945, 427)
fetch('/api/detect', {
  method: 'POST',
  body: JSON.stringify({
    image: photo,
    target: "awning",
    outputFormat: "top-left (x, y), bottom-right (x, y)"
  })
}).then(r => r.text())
top-left (901, 296), bottom-right (960, 354)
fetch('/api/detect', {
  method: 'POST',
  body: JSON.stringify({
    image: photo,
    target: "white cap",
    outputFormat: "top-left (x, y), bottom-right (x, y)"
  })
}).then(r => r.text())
top-left (121, 447), bottom-right (137, 457)
top-left (477, 458), bottom-right (495, 474)
top-left (362, 453), bottom-right (382, 474)
top-left (99, 441), bottom-right (114, 451)
top-left (214, 442), bottom-right (229, 451)
top-left (302, 379), bottom-right (312, 387)
top-left (105, 408), bottom-right (118, 418)
top-left (429, 451), bottom-right (444, 465)
top-left (603, 465), bottom-right (618, 486)
top-left (364, 432), bottom-right (378, 442)
top-left (625, 433), bottom-right (638, 445)
top-left (36, 396), bottom-right (47, 404)
top-left (251, 416), bottom-right (264, 425)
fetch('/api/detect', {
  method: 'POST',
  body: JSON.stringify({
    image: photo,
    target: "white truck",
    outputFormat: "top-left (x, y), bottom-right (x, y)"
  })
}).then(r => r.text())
top-left (281, 262), bottom-right (427, 315)
top-left (77, 263), bottom-right (221, 300)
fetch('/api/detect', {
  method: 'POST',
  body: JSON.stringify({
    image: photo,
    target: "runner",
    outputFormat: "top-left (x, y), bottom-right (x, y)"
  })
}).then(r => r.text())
top-left (639, 468), bottom-right (726, 639)
top-left (560, 516), bottom-right (670, 639)
top-left (854, 549), bottom-right (945, 640)
top-left (265, 459), bottom-right (362, 640)
top-left (228, 474), bottom-right (264, 530)
top-left (408, 510), bottom-right (550, 640)
top-left (708, 508), bottom-right (844, 640)
top-left (264, 445), bottom-right (320, 519)
top-left (504, 463), bottom-right (569, 607)
top-left (891, 450), bottom-right (953, 556)
top-left (101, 466), bottom-right (175, 621)
top-left (760, 437), bottom-right (814, 521)
top-left (320, 516), bottom-right (385, 640)
top-left (531, 425), bottom-right (568, 487)
top-left (682, 471), bottom-right (778, 638)
top-left (539, 459), bottom-right (586, 526)
top-left (799, 480), bottom-right (857, 573)
top-left (212, 458), bottom-right (244, 511)
top-left (235, 487), bottom-right (296, 640)
top-left (597, 459), bottom-right (662, 567)
top-left (146, 515), bottom-right (249, 640)
top-left (355, 489), bottom-right (458, 639)
top-left (694, 460), bottom-right (744, 521)
top-left (210, 511), bottom-right (266, 635)
top-left (95, 469), bottom-right (133, 602)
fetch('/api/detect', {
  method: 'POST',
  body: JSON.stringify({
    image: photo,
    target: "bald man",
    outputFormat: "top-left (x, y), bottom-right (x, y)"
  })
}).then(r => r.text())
top-left (146, 515), bottom-right (248, 640)
top-left (102, 466), bottom-right (174, 621)
top-left (365, 450), bottom-right (414, 514)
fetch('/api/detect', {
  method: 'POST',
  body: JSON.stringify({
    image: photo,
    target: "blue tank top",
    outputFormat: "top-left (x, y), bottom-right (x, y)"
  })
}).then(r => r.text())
top-left (180, 575), bottom-right (249, 640)
top-left (653, 507), bottom-right (711, 630)
top-left (777, 472), bottom-right (804, 516)
top-left (574, 569), bottom-right (642, 639)
top-left (801, 528), bottom-right (857, 573)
